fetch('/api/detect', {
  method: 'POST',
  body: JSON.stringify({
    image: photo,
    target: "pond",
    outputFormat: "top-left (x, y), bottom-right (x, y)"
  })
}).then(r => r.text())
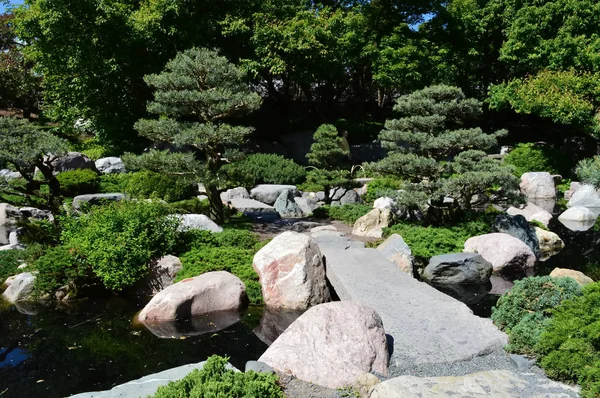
top-left (0, 297), bottom-right (271, 398)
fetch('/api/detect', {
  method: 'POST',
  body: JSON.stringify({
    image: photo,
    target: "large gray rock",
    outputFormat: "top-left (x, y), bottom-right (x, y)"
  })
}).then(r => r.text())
top-left (336, 189), bottom-right (361, 206)
top-left (176, 214), bottom-right (223, 233)
top-left (506, 202), bottom-right (552, 227)
top-left (369, 369), bottom-right (579, 398)
top-left (564, 181), bottom-right (582, 200)
top-left (492, 214), bottom-right (541, 259)
top-left (141, 255), bottom-right (183, 295)
top-left (250, 184), bottom-right (299, 205)
top-left (229, 198), bottom-right (277, 213)
top-left (376, 234), bottom-right (413, 275)
top-left (51, 152), bottom-right (96, 173)
top-left (259, 301), bottom-right (389, 389)
top-left (274, 189), bottom-right (304, 218)
top-left (72, 193), bottom-right (125, 210)
top-left (373, 197), bottom-right (397, 211)
top-left (520, 172), bottom-right (556, 199)
top-left (423, 253), bottom-right (493, 285)
top-left (220, 187), bottom-right (250, 202)
top-left (20, 207), bottom-right (54, 222)
top-left (567, 184), bottom-right (600, 209)
top-left (2, 272), bottom-right (35, 303)
top-left (464, 233), bottom-right (536, 273)
top-left (69, 361), bottom-right (239, 398)
top-left (0, 203), bottom-right (20, 225)
top-left (253, 231), bottom-right (331, 309)
top-left (294, 197), bottom-right (320, 216)
top-left (352, 208), bottom-right (394, 238)
top-left (95, 157), bottom-right (126, 174)
top-left (558, 206), bottom-right (598, 231)
top-left (0, 169), bottom-right (21, 180)
top-left (138, 271), bottom-right (247, 322)
top-left (315, 233), bottom-right (507, 371)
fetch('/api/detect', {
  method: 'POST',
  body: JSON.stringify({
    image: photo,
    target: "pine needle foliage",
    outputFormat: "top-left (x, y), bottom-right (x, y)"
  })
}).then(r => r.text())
top-left (124, 48), bottom-right (262, 223)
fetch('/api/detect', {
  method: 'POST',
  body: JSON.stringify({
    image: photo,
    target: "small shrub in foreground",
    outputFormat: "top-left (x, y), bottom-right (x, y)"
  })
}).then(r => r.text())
top-left (491, 276), bottom-right (582, 355)
top-left (536, 282), bottom-right (600, 397)
top-left (151, 355), bottom-right (284, 398)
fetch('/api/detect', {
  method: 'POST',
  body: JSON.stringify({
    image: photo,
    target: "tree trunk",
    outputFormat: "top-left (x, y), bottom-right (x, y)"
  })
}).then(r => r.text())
top-left (35, 160), bottom-right (61, 213)
top-left (206, 184), bottom-right (224, 225)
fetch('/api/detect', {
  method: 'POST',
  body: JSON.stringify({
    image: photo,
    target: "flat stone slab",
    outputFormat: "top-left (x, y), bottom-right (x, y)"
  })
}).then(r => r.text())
top-left (68, 361), bottom-right (238, 397)
top-left (229, 198), bottom-right (277, 213)
top-left (311, 232), bottom-right (507, 370)
top-left (369, 369), bottom-right (579, 398)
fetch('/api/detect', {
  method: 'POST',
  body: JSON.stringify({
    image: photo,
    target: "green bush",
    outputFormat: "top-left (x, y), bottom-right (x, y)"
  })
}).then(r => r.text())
top-left (167, 198), bottom-right (212, 215)
top-left (536, 282), bottom-right (600, 397)
top-left (364, 178), bottom-right (402, 203)
top-left (0, 244), bottom-right (44, 282)
top-left (33, 245), bottom-right (93, 295)
top-left (384, 218), bottom-right (492, 263)
top-left (576, 156), bottom-right (600, 188)
top-left (151, 355), bottom-right (284, 398)
top-left (177, 246), bottom-right (262, 305)
top-left (60, 201), bottom-right (179, 291)
top-left (491, 276), bottom-right (582, 355)
top-left (98, 173), bottom-right (130, 193)
top-left (124, 170), bottom-right (197, 202)
top-left (503, 143), bottom-right (569, 177)
top-left (223, 153), bottom-right (307, 187)
top-left (57, 169), bottom-right (100, 197)
top-left (313, 204), bottom-right (372, 225)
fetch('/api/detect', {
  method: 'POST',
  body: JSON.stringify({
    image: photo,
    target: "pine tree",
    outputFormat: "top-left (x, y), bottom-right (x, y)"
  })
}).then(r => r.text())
top-left (371, 85), bottom-right (518, 213)
top-left (304, 124), bottom-right (352, 204)
top-left (124, 48), bottom-right (262, 223)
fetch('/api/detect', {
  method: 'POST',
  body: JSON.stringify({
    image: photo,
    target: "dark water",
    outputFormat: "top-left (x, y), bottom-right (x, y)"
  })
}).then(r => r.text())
top-left (0, 298), bottom-right (270, 398)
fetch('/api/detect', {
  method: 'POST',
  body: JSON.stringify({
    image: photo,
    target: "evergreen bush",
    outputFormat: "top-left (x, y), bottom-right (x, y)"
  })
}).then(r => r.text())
top-left (576, 156), bottom-right (600, 188)
top-left (491, 276), bottom-right (582, 355)
top-left (364, 178), bottom-right (402, 203)
top-left (223, 153), bottom-right (307, 187)
top-left (33, 245), bottom-right (93, 295)
top-left (504, 143), bottom-right (569, 177)
top-left (57, 169), bottom-right (100, 197)
top-left (313, 204), bottom-right (372, 225)
top-left (536, 282), bottom-right (600, 397)
top-left (124, 170), bottom-right (197, 202)
top-left (0, 244), bottom-right (44, 282)
top-left (151, 355), bottom-right (284, 398)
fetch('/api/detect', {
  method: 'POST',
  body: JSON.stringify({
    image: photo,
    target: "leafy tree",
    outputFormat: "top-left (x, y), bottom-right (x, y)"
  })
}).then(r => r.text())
top-left (370, 85), bottom-right (518, 214)
top-left (124, 47), bottom-right (261, 223)
top-left (0, 117), bottom-right (68, 211)
top-left (303, 124), bottom-right (351, 204)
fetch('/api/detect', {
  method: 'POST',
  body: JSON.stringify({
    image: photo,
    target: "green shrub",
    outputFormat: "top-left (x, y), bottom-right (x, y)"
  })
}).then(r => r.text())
top-left (18, 219), bottom-right (59, 246)
top-left (491, 276), bottom-right (582, 355)
top-left (313, 204), bottom-right (372, 225)
top-left (167, 198), bottom-right (212, 215)
top-left (60, 201), bottom-right (179, 291)
top-left (98, 173), bottom-right (130, 193)
top-left (0, 244), bottom-right (44, 282)
top-left (151, 355), bottom-right (284, 398)
top-left (364, 178), bottom-right (402, 203)
top-left (214, 229), bottom-right (261, 250)
top-left (223, 153), bottom-right (307, 187)
top-left (33, 245), bottom-right (93, 295)
top-left (536, 282), bottom-right (600, 397)
top-left (57, 169), bottom-right (100, 197)
top-left (503, 143), bottom-right (569, 177)
top-left (124, 170), bottom-right (197, 202)
top-left (384, 218), bottom-right (492, 263)
top-left (576, 156), bottom-right (600, 188)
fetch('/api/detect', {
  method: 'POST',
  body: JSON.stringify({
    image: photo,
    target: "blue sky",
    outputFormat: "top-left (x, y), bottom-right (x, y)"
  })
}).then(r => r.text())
top-left (0, 0), bottom-right (23, 13)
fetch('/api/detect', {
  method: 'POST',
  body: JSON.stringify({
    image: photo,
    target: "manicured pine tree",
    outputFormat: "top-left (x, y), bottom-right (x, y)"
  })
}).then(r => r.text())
top-left (372, 85), bottom-right (518, 212)
top-left (124, 48), bottom-right (262, 223)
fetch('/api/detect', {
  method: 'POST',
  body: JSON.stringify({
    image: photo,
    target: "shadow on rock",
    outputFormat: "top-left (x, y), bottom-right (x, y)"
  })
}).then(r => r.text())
top-left (431, 282), bottom-right (492, 305)
top-left (253, 307), bottom-right (305, 345)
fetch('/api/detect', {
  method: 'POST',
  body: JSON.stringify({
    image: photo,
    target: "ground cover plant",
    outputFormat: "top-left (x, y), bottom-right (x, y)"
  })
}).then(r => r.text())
top-left (491, 276), bottom-right (582, 355)
top-left (222, 153), bottom-right (307, 188)
top-left (151, 355), bottom-right (284, 398)
top-left (313, 204), bottom-right (372, 225)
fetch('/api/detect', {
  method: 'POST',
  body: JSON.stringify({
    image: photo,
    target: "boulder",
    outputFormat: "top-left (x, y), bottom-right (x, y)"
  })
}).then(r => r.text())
top-left (176, 214), bottom-right (223, 233)
top-left (20, 207), bottom-right (54, 222)
top-left (253, 231), bottom-right (331, 309)
top-left (0, 203), bottom-right (20, 225)
top-left (567, 184), bottom-right (600, 209)
top-left (229, 198), bottom-right (277, 213)
top-left (253, 307), bottom-right (305, 345)
top-left (51, 152), bottom-right (96, 173)
top-left (369, 370), bottom-right (579, 398)
top-left (422, 253), bottom-right (493, 285)
top-left (274, 189), bottom-right (304, 218)
top-left (258, 301), bottom-right (388, 389)
top-left (550, 268), bottom-right (593, 286)
top-left (250, 185), bottom-right (299, 205)
top-left (352, 208), bottom-right (394, 238)
top-left (373, 197), bottom-right (397, 211)
top-left (143, 255), bottom-right (183, 295)
top-left (72, 193), bottom-right (126, 210)
top-left (534, 227), bottom-right (564, 260)
top-left (464, 233), bottom-right (536, 273)
top-left (2, 272), bottom-right (35, 303)
top-left (142, 311), bottom-right (242, 338)
top-left (0, 169), bottom-right (21, 180)
top-left (492, 214), bottom-right (541, 259)
top-left (138, 271), bottom-right (247, 322)
top-left (506, 202), bottom-right (552, 227)
top-left (489, 274), bottom-right (514, 295)
top-left (95, 157), bottom-right (126, 174)
top-left (520, 172), bottom-right (556, 199)
top-left (338, 190), bottom-right (361, 206)
top-left (376, 234), bottom-right (413, 275)
top-left (294, 197), bottom-right (320, 216)
top-left (564, 181), bottom-right (582, 201)
top-left (558, 206), bottom-right (598, 231)
top-left (220, 187), bottom-right (250, 202)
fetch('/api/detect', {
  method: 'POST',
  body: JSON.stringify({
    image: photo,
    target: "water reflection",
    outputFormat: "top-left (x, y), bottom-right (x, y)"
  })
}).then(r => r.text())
top-left (253, 307), bottom-right (305, 345)
top-left (559, 218), bottom-right (597, 232)
top-left (141, 310), bottom-right (243, 339)
top-left (0, 347), bottom-right (30, 369)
